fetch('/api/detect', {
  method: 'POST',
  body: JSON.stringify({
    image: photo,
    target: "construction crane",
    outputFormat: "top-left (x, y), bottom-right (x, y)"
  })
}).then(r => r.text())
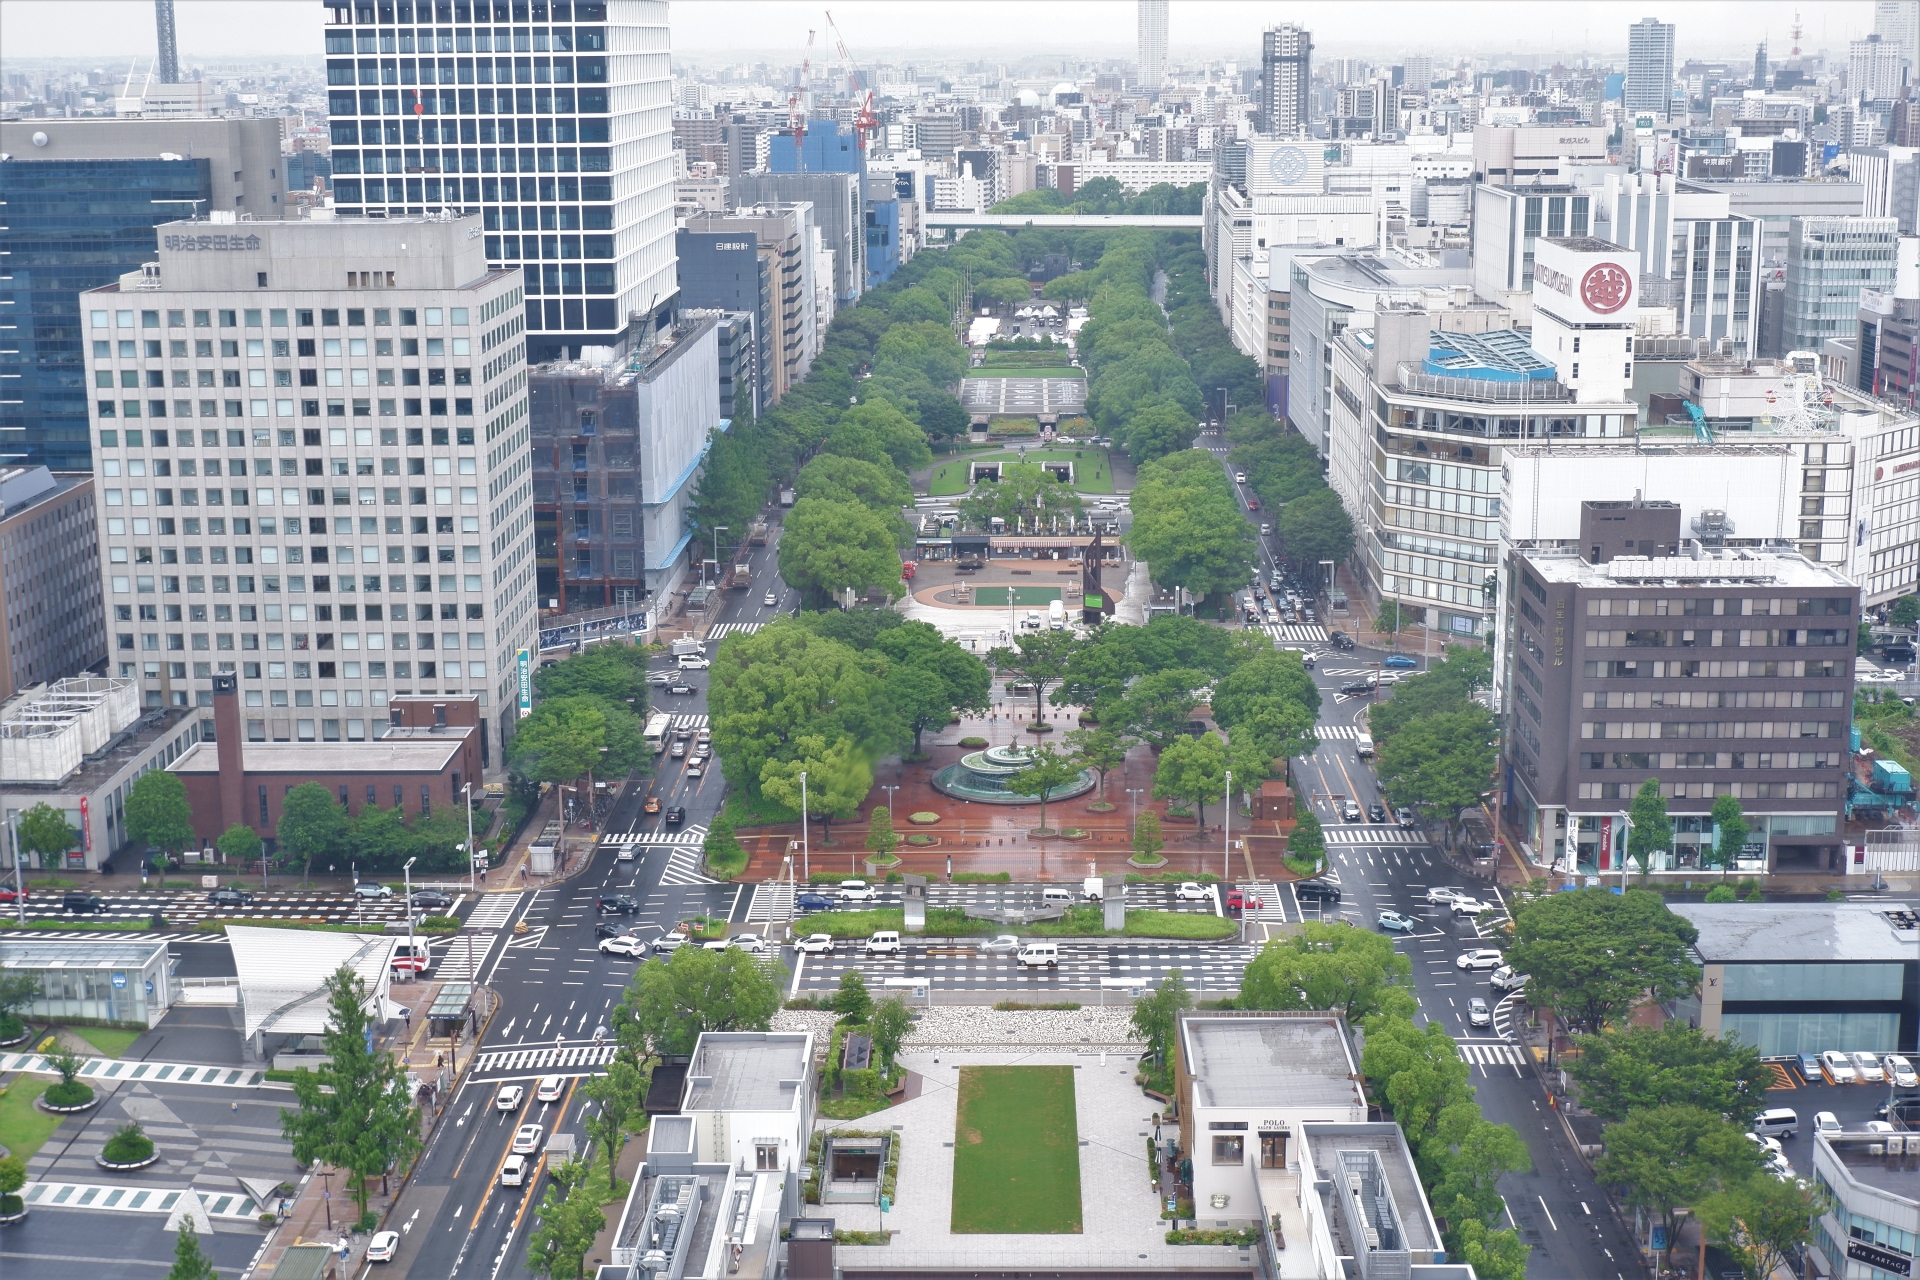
top-left (786, 28), bottom-right (814, 169)
top-left (824, 9), bottom-right (880, 153)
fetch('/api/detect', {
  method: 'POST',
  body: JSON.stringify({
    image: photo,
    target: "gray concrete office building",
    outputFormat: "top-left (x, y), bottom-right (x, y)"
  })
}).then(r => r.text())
top-left (1502, 501), bottom-right (1857, 878)
top-left (0, 467), bottom-right (107, 704)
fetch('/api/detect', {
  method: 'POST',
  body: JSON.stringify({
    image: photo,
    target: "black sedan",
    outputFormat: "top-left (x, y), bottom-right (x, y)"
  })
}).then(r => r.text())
top-left (596, 894), bottom-right (640, 915)
top-left (1366, 803), bottom-right (1388, 824)
top-left (409, 889), bottom-right (454, 911)
top-left (1294, 880), bottom-right (1343, 902)
top-left (664, 806), bottom-right (686, 826)
top-left (206, 887), bottom-right (252, 908)
top-left (1339, 679), bottom-right (1378, 696)
top-left (593, 921), bottom-right (622, 940)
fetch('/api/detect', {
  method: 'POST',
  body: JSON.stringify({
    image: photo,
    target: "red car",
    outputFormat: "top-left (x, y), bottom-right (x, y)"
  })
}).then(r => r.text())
top-left (0, 885), bottom-right (24, 903)
top-left (1245, 497), bottom-right (1260, 511)
top-left (901, 561), bottom-right (917, 580)
top-left (1224, 889), bottom-right (1263, 914)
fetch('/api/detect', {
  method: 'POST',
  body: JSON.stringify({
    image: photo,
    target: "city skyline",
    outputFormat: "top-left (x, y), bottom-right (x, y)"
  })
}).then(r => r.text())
top-left (0, 0), bottom-right (1889, 61)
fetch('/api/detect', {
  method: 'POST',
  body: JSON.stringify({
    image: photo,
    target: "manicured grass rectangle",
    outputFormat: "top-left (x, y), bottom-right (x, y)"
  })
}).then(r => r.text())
top-left (971, 586), bottom-right (1063, 607)
top-left (952, 1065), bottom-right (1082, 1233)
top-left (74, 1026), bottom-right (140, 1058)
top-left (0, 1077), bottom-right (62, 1165)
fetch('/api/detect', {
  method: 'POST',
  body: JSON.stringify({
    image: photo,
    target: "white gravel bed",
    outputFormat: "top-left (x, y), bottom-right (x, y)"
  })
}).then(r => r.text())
top-left (772, 1004), bottom-right (1145, 1050)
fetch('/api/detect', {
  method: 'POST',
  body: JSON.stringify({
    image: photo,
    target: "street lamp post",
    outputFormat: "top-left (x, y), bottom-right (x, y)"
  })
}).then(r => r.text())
top-left (8, 809), bottom-right (24, 926)
top-left (800, 770), bottom-right (810, 881)
top-left (402, 857), bottom-right (417, 982)
top-left (881, 785), bottom-right (899, 820)
top-left (461, 782), bottom-right (476, 892)
top-left (709, 526), bottom-right (729, 588)
top-left (1616, 811), bottom-right (1635, 891)
top-left (1223, 769), bottom-right (1233, 882)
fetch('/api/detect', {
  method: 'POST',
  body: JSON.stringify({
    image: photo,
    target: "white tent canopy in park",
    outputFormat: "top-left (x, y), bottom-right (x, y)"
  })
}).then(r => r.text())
top-left (226, 925), bottom-right (398, 1042)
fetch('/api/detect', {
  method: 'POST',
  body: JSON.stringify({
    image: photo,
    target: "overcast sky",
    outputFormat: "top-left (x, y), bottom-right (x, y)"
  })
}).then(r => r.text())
top-left (0, 0), bottom-right (1882, 63)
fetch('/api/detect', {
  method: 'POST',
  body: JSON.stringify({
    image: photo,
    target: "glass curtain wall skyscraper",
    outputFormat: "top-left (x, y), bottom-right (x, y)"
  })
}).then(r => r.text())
top-left (1626, 16), bottom-right (1676, 122)
top-left (320, 0), bottom-right (676, 362)
top-left (1137, 0), bottom-right (1168, 91)
top-left (1261, 25), bottom-right (1312, 137)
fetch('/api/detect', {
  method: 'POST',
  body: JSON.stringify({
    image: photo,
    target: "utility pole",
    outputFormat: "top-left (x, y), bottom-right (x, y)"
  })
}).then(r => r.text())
top-left (800, 770), bottom-right (810, 881)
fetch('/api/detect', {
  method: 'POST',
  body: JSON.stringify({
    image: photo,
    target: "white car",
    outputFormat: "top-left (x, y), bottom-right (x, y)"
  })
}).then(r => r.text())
top-left (793, 933), bottom-right (835, 955)
top-left (1235, 471), bottom-right (1248, 483)
top-left (676, 654), bottom-right (711, 670)
top-left (978, 935), bottom-right (1021, 954)
top-left (616, 846), bottom-right (636, 861)
top-left (366, 1230), bottom-right (400, 1262)
top-left (1467, 997), bottom-right (1491, 1027)
top-left (1173, 881), bottom-right (1212, 901)
top-left (764, 591), bottom-right (778, 606)
top-left (729, 933), bottom-right (769, 954)
top-left (1813, 1111), bottom-right (1842, 1136)
top-left (500, 1154), bottom-right (530, 1186)
top-left (1885, 1054), bottom-right (1920, 1089)
top-left (535, 1075), bottom-right (564, 1104)
top-left (652, 931), bottom-right (688, 952)
top-left (511, 1124), bottom-right (543, 1155)
top-left (1455, 949), bottom-right (1504, 972)
top-left (1853, 1052), bottom-right (1887, 1084)
top-left (598, 935), bottom-right (646, 959)
top-left (1489, 966), bottom-right (1530, 993)
top-left (1451, 897), bottom-right (1494, 917)
top-left (838, 880), bottom-right (877, 902)
top-left (1821, 1050), bottom-right (1858, 1084)
top-left (1425, 886), bottom-right (1464, 906)
top-left (353, 882), bottom-right (394, 899)
top-left (494, 1085), bottom-right (525, 1112)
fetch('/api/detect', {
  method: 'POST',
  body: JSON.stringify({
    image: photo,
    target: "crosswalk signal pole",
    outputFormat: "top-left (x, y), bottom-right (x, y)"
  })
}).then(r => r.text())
top-left (1223, 770), bottom-right (1232, 883)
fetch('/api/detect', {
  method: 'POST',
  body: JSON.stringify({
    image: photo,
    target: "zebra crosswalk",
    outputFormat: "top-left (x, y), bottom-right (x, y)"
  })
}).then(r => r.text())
top-left (707, 622), bottom-right (763, 639)
top-left (660, 843), bottom-right (717, 886)
top-left (1456, 1042), bottom-right (1525, 1067)
top-left (1240, 880), bottom-right (1286, 922)
top-left (603, 825), bottom-right (708, 848)
top-left (1325, 827), bottom-right (1427, 845)
top-left (1317, 725), bottom-right (1360, 740)
top-left (471, 1043), bottom-right (618, 1077)
top-left (433, 932), bottom-right (495, 982)
top-left (1260, 624), bottom-right (1329, 643)
top-left (464, 893), bottom-right (523, 931)
top-left (665, 713), bottom-right (708, 730)
top-left (747, 882), bottom-right (795, 922)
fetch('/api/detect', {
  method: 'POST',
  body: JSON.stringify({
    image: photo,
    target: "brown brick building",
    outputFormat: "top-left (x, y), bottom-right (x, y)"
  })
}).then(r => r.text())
top-left (173, 677), bottom-right (481, 846)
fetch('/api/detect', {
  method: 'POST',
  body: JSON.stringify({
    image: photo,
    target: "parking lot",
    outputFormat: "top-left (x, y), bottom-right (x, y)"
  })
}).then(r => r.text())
top-left (1760, 1056), bottom-right (1920, 1180)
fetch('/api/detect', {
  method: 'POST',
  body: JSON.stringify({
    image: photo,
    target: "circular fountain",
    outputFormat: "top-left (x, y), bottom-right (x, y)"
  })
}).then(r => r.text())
top-left (930, 742), bottom-right (1097, 805)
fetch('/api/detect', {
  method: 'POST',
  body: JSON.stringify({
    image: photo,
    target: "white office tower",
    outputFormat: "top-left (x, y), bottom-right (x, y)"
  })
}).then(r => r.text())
top-left (83, 215), bottom-right (537, 755)
top-left (1851, 34), bottom-right (1909, 105)
top-left (320, 0), bottom-right (677, 363)
top-left (1529, 237), bottom-right (1640, 403)
top-left (1138, 0), bottom-right (1169, 91)
top-left (1875, 1), bottom-right (1920, 79)
top-left (1626, 17), bottom-right (1676, 122)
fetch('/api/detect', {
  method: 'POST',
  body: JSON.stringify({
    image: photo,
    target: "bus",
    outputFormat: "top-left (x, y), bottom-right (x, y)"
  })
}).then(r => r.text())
top-left (644, 712), bottom-right (671, 756)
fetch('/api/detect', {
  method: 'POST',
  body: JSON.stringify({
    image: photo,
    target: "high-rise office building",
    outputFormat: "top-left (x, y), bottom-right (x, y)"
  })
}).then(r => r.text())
top-left (320, 0), bottom-right (677, 363)
top-left (1625, 16), bottom-right (1676, 122)
top-left (1137, 0), bottom-right (1168, 91)
top-left (1875, 1), bottom-right (1920, 78)
top-left (1260, 25), bottom-right (1312, 137)
top-left (81, 215), bottom-right (536, 756)
top-left (0, 467), bottom-right (107, 704)
top-left (1784, 217), bottom-right (1899, 354)
top-left (1851, 34), bottom-right (1909, 104)
top-left (677, 206), bottom-right (819, 409)
top-left (1403, 55), bottom-right (1435, 93)
top-left (0, 118), bottom-right (287, 472)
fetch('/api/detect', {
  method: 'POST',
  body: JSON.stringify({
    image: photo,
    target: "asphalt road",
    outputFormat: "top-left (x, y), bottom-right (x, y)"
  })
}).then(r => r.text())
top-left (378, 514), bottom-right (792, 1278)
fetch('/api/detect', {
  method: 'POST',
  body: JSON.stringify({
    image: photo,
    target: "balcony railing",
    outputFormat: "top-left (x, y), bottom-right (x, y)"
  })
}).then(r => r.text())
top-left (1394, 363), bottom-right (1575, 403)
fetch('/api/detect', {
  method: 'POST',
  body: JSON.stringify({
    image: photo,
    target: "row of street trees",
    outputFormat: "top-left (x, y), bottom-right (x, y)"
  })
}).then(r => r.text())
top-left (1366, 646), bottom-right (1499, 835)
top-left (1126, 450), bottom-right (1259, 613)
top-left (1223, 407), bottom-right (1356, 575)
top-left (1505, 887), bottom-right (1813, 1273)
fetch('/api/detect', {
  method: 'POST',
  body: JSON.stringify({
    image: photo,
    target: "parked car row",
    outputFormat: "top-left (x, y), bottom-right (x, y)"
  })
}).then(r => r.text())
top-left (1812, 1049), bottom-right (1919, 1088)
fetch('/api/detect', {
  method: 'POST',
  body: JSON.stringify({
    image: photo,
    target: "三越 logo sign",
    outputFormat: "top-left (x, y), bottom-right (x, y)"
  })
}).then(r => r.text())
top-left (1581, 263), bottom-right (1633, 314)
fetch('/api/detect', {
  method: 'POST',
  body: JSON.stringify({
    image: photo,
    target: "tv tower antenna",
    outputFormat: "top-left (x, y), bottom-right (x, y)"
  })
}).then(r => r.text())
top-left (1790, 10), bottom-right (1802, 58)
top-left (787, 28), bottom-right (814, 171)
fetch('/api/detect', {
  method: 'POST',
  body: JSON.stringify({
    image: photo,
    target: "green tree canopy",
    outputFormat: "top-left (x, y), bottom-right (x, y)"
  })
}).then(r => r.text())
top-left (125, 770), bottom-right (195, 855)
top-left (1375, 706), bottom-right (1497, 821)
top-left (776, 497), bottom-right (905, 609)
top-left (1566, 1022), bottom-right (1771, 1123)
top-left (1708, 793), bottom-right (1749, 881)
top-left (958, 462), bottom-right (1084, 528)
top-left (165, 1220), bottom-right (220, 1280)
top-left (1594, 1105), bottom-right (1766, 1268)
top-left (1238, 922), bottom-right (1417, 1023)
top-left (988, 629), bottom-right (1082, 728)
top-left (15, 802), bottom-right (80, 866)
top-left (1152, 732), bottom-right (1227, 829)
top-left (278, 966), bottom-right (421, 1222)
top-left (215, 822), bottom-right (263, 867)
top-left (708, 620), bottom-right (892, 794)
top-left (972, 276), bottom-right (1034, 307)
top-left (532, 642), bottom-right (650, 708)
top-left (277, 782), bottom-right (349, 881)
top-left (613, 943), bottom-right (783, 1058)
top-left (506, 694), bottom-right (644, 785)
top-left (1275, 487), bottom-right (1355, 569)
top-left (759, 733), bottom-right (873, 840)
top-left (1005, 744), bottom-right (1082, 834)
top-left (796, 451), bottom-right (914, 512)
top-left (1626, 778), bottom-right (1673, 880)
top-left (1126, 450), bottom-right (1258, 603)
top-left (1506, 888), bottom-right (1700, 1036)
top-left (1696, 1173), bottom-right (1818, 1280)
top-left (1130, 968), bottom-right (1191, 1070)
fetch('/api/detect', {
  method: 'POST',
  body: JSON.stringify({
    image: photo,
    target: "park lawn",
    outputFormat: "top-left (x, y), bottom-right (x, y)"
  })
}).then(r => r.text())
top-left (72, 1026), bottom-right (141, 1058)
top-left (951, 1065), bottom-right (1082, 1234)
top-left (928, 450), bottom-right (1115, 497)
top-left (0, 1076), bottom-right (62, 1164)
top-left (929, 460), bottom-right (973, 496)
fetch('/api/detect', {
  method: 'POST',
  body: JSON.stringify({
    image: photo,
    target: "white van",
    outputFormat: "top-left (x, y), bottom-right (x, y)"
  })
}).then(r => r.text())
top-left (865, 931), bottom-right (901, 956)
top-left (1751, 1108), bottom-right (1800, 1139)
top-left (1016, 942), bottom-right (1059, 969)
top-left (1048, 599), bottom-right (1066, 630)
top-left (1355, 734), bottom-right (1375, 759)
top-left (1040, 886), bottom-right (1076, 907)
